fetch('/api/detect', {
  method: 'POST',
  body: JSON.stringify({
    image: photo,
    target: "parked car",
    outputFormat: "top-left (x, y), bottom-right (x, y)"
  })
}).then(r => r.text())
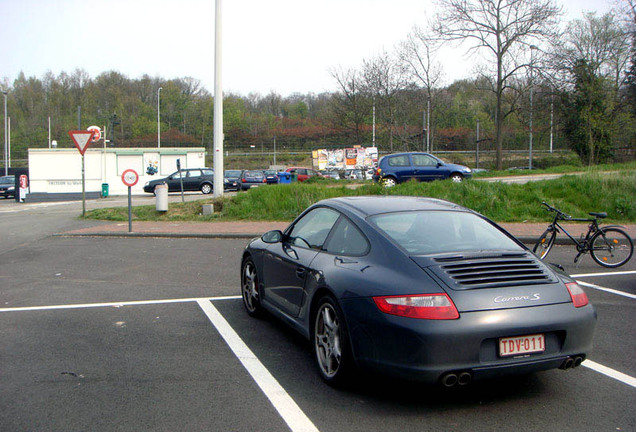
top-left (285, 167), bottom-right (322, 182)
top-left (344, 169), bottom-right (366, 180)
top-left (0, 175), bottom-right (15, 198)
top-left (373, 152), bottom-right (472, 186)
top-left (320, 170), bottom-right (341, 180)
top-left (143, 168), bottom-right (234, 194)
top-left (263, 169), bottom-right (280, 184)
top-left (239, 170), bottom-right (267, 190)
top-left (240, 196), bottom-right (596, 386)
top-left (224, 170), bottom-right (242, 191)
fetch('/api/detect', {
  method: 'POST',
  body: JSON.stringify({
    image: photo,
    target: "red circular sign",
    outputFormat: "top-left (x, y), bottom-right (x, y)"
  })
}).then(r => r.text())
top-left (121, 169), bottom-right (139, 187)
top-left (87, 126), bottom-right (101, 142)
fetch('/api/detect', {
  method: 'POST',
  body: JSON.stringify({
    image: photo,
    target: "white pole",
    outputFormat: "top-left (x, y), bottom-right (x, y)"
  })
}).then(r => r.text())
top-left (7, 117), bottom-right (10, 168)
top-left (213, 0), bottom-right (224, 198)
top-left (3, 91), bottom-right (7, 176)
top-left (550, 94), bottom-right (554, 153)
top-left (157, 87), bottom-right (162, 148)
top-left (48, 116), bottom-right (51, 149)
top-left (426, 97), bottom-right (430, 153)
top-left (529, 46), bottom-right (537, 170)
top-left (372, 99), bottom-right (376, 147)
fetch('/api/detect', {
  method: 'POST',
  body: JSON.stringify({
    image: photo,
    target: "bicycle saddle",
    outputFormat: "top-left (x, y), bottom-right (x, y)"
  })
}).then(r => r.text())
top-left (589, 212), bottom-right (607, 218)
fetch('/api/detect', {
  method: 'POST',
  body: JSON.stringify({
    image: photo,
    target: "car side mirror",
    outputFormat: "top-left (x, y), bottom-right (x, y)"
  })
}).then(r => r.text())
top-left (262, 230), bottom-right (283, 244)
top-left (437, 162), bottom-right (443, 167)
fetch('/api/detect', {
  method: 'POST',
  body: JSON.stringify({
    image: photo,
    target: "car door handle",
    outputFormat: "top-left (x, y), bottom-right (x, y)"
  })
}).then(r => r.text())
top-left (296, 266), bottom-right (306, 279)
top-left (335, 257), bottom-right (358, 264)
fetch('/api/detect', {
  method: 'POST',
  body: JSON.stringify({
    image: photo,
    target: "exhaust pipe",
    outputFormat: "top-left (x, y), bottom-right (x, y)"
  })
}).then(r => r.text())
top-left (573, 356), bottom-right (583, 368)
top-left (560, 355), bottom-right (585, 370)
top-left (560, 357), bottom-right (574, 369)
top-left (441, 373), bottom-right (458, 387)
top-left (458, 371), bottom-right (472, 386)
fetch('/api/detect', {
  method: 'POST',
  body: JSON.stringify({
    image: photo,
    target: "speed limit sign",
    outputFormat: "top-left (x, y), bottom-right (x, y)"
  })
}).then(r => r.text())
top-left (121, 169), bottom-right (139, 187)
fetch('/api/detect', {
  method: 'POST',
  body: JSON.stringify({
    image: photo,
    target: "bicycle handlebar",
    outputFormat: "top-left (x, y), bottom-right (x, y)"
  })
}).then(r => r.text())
top-left (541, 202), bottom-right (571, 219)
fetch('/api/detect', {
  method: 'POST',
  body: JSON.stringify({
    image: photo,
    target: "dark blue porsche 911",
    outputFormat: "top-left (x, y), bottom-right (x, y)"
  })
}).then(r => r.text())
top-left (240, 196), bottom-right (597, 386)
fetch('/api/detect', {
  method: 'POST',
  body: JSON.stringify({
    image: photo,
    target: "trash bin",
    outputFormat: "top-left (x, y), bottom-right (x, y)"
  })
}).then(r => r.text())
top-left (101, 183), bottom-right (109, 198)
top-left (277, 172), bottom-right (291, 184)
top-left (155, 183), bottom-right (168, 212)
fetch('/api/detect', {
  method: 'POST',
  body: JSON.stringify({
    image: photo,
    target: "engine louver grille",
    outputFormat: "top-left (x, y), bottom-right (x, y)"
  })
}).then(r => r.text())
top-left (433, 253), bottom-right (556, 290)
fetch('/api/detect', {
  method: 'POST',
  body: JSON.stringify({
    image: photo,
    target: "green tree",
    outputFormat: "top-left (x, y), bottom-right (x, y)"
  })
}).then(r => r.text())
top-left (561, 60), bottom-right (613, 164)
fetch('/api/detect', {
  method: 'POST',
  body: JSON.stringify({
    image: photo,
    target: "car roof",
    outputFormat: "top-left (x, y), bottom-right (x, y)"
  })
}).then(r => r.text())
top-left (317, 196), bottom-right (468, 217)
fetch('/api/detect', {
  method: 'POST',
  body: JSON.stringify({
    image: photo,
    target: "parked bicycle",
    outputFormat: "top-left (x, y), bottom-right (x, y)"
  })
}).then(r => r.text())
top-left (533, 202), bottom-right (633, 268)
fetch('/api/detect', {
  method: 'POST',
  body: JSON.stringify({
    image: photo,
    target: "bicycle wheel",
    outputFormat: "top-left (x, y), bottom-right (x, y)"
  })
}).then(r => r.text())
top-left (533, 229), bottom-right (557, 260)
top-left (590, 227), bottom-right (634, 268)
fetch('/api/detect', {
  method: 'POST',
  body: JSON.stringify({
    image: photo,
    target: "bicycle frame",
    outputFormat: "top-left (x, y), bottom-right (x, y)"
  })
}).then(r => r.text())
top-left (546, 213), bottom-right (600, 254)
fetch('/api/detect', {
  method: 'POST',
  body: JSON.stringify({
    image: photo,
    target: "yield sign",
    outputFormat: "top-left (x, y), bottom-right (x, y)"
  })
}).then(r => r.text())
top-left (68, 130), bottom-right (94, 155)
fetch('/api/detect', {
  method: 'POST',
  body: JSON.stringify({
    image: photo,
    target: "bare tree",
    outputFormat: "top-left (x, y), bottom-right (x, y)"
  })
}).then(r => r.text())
top-left (432, 0), bottom-right (562, 169)
top-left (558, 12), bottom-right (632, 93)
top-left (329, 67), bottom-right (370, 145)
top-left (362, 51), bottom-right (406, 152)
top-left (398, 26), bottom-right (444, 151)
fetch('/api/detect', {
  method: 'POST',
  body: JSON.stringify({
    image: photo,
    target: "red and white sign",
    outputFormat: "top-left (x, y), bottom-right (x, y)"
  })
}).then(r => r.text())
top-left (121, 169), bottom-right (139, 187)
top-left (499, 334), bottom-right (545, 357)
top-left (68, 130), bottom-right (94, 155)
top-left (87, 126), bottom-right (102, 142)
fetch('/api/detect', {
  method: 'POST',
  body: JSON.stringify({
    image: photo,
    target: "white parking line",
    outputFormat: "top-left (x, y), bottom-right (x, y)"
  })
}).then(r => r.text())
top-left (575, 280), bottom-right (636, 300)
top-left (1, 295), bottom-right (633, 400)
top-left (572, 271), bottom-right (636, 278)
top-left (583, 360), bottom-right (636, 389)
top-left (197, 299), bottom-right (319, 432)
top-left (0, 296), bottom-right (241, 313)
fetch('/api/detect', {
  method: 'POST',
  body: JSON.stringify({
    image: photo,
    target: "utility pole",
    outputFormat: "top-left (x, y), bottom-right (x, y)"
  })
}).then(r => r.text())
top-left (212, 0), bottom-right (224, 198)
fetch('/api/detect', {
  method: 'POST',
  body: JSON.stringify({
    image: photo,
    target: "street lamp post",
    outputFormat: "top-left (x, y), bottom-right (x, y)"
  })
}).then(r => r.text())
top-left (529, 45), bottom-right (537, 170)
top-left (157, 87), bottom-right (162, 148)
top-left (3, 91), bottom-right (7, 176)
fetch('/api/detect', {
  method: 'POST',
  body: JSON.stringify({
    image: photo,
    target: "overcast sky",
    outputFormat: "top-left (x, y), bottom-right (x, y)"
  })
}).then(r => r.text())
top-left (0, 0), bottom-right (615, 96)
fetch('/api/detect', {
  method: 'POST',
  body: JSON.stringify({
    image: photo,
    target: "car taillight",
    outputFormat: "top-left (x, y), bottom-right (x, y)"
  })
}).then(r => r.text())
top-left (566, 282), bottom-right (589, 308)
top-left (373, 294), bottom-right (459, 320)
top-left (242, 178), bottom-right (246, 182)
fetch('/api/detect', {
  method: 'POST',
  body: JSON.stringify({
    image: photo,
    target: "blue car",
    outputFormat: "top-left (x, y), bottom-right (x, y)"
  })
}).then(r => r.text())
top-left (240, 196), bottom-right (596, 386)
top-left (373, 152), bottom-right (472, 187)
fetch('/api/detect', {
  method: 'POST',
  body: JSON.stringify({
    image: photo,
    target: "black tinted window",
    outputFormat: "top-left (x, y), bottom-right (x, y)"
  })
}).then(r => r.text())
top-left (324, 218), bottom-right (369, 256)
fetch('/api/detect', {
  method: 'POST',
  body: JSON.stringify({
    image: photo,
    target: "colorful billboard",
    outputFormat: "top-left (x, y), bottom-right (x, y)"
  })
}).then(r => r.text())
top-left (313, 146), bottom-right (378, 170)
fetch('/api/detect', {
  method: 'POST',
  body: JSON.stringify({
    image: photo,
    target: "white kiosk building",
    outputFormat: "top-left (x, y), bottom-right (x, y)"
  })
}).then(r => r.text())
top-left (27, 147), bottom-right (206, 199)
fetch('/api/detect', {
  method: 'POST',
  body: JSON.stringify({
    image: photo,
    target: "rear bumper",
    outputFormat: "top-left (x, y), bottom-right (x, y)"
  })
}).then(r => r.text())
top-left (341, 298), bottom-right (597, 383)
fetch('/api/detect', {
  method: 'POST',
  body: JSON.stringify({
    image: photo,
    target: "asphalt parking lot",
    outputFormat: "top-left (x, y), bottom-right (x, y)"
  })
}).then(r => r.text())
top-left (0, 230), bottom-right (634, 431)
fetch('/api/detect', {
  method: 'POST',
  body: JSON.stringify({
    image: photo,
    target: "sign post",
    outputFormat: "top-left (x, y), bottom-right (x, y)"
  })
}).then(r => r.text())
top-left (68, 130), bottom-right (95, 217)
top-left (121, 169), bottom-right (139, 233)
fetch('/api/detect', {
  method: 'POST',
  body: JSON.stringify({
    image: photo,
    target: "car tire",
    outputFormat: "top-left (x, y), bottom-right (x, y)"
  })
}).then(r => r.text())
top-left (450, 173), bottom-right (464, 183)
top-left (381, 177), bottom-right (398, 188)
top-left (313, 295), bottom-right (352, 385)
top-left (201, 183), bottom-right (213, 194)
top-left (241, 257), bottom-right (262, 316)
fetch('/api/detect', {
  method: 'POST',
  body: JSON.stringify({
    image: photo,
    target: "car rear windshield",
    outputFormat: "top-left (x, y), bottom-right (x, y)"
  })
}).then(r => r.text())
top-left (244, 171), bottom-right (264, 178)
top-left (368, 210), bottom-right (523, 255)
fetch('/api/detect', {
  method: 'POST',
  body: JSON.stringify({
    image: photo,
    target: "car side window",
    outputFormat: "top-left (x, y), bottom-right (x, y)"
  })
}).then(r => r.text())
top-left (324, 218), bottom-right (369, 256)
top-left (188, 170), bottom-right (202, 177)
top-left (387, 155), bottom-right (410, 167)
top-left (202, 169), bottom-right (213, 176)
top-left (288, 208), bottom-right (340, 250)
top-left (412, 154), bottom-right (437, 167)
